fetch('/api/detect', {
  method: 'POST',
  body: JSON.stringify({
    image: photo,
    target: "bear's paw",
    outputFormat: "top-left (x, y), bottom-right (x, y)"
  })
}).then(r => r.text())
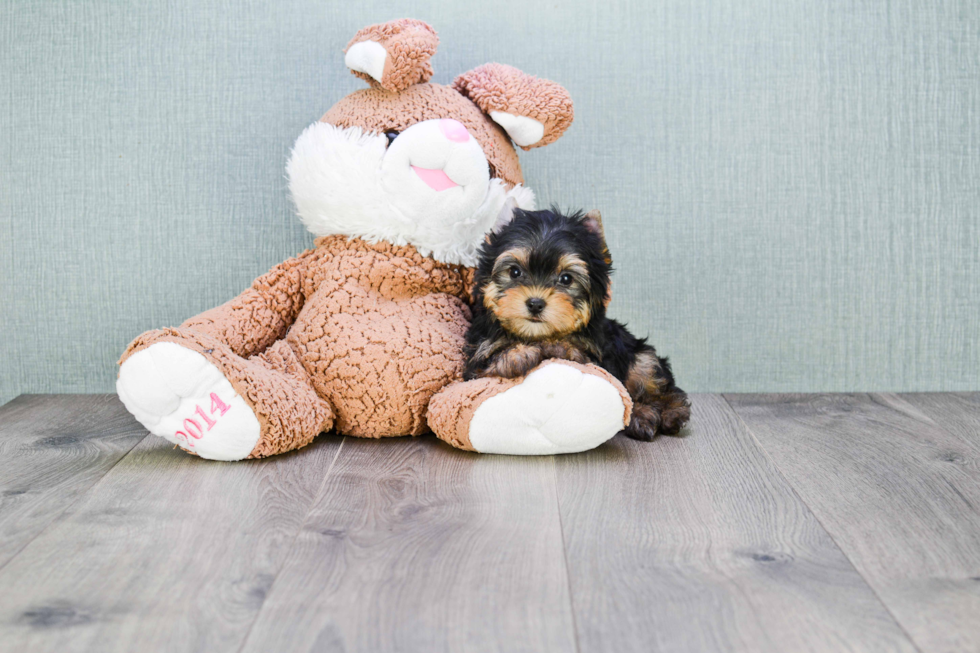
top-left (116, 342), bottom-right (261, 461)
top-left (468, 362), bottom-right (629, 455)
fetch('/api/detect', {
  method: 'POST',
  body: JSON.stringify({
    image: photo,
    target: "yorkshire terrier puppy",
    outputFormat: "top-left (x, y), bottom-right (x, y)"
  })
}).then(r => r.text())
top-left (464, 208), bottom-right (691, 440)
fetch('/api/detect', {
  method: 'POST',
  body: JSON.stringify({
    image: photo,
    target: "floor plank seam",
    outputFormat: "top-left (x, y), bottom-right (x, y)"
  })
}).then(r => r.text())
top-left (552, 457), bottom-right (583, 653)
top-left (235, 436), bottom-right (347, 653)
top-left (0, 429), bottom-right (150, 577)
top-left (721, 394), bottom-right (927, 653)
top-left (883, 393), bottom-right (980, 456)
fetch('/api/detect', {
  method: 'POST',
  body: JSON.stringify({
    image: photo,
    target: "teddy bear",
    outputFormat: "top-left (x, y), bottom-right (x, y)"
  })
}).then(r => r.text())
top-left (116, 19), bottom-right (633, 460)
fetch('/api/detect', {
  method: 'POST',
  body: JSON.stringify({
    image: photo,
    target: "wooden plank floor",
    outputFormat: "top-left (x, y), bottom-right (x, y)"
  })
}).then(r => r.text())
top-left (727, 393), bottom-right (980, 653)
top-left (0, 393), bottom-right (976, 653)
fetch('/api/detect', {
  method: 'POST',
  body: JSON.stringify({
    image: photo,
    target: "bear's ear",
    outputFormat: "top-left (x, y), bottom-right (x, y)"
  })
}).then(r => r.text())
top-left (453, 63), bottom-right (574, 150)
top-left (344, 19), bottom-right (438, 93)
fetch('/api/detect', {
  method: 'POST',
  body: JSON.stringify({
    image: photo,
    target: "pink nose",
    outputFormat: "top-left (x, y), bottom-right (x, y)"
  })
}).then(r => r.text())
top-left (440, 118), bottom-right (470, 143)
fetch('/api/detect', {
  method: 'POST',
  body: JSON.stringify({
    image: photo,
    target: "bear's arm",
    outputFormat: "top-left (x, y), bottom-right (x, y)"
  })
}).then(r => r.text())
top-left (179, 250), bottom-right (315, 358)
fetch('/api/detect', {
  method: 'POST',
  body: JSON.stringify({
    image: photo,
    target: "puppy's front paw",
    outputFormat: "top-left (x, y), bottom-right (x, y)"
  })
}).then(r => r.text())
top-left (659, 397), bottom-right (691, 435)
top-left (623, 404), bottom-right (661, 441)
top-left (624, 396), bottom-right (691, 440)
top-left (116, 342), bottom-right (261, 461)
top-left (467, 361), bottom-right (630, 455)
top-left (481, 344), bottom-right (544, 379)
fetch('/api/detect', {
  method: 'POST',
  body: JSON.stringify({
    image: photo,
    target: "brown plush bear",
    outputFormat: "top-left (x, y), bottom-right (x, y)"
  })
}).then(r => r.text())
top-left (116, 19), bottom-right (632, 460)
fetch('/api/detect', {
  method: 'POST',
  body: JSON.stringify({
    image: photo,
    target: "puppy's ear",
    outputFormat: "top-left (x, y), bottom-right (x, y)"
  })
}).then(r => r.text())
top-left (582, 209), bottom-right (606, 239)
top-left (345, 19), bottom-right (438, 92)
top-left (582, 210), bottom-right (613, 308)
top-left (453, 64), bottom-right (573, 150)
top-left (583, 210), bottom-right (612, 266)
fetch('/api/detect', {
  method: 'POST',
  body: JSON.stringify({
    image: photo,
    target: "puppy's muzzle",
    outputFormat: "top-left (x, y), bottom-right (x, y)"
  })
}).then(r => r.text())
top-left (525, 297), bottom-right (546, 316)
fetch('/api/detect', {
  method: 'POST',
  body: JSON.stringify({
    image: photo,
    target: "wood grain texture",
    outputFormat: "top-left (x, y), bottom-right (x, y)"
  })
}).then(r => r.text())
top-left (902, 393), bottom-right (980, 450)
top-left (727, 393), bottom-right (980, 653)
top-left (240, 435), bottom-right (577, 653)
top-left (556, 394), bottom-right (916, 653)
top-left (2, 394), bottom-right (976, 652)
top-left (0, 395), bottom-right (146, 571)
top-left (0, 411), bottom-right (342, 653)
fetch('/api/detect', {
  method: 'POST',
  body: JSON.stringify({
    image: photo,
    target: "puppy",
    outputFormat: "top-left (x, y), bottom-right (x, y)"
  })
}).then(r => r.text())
top-left (464, 208), bottom-right (691, 440)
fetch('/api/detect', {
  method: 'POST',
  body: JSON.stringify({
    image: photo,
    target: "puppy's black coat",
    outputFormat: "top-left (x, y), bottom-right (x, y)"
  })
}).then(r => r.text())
top-left (465, 208), bottom-right (691, 440)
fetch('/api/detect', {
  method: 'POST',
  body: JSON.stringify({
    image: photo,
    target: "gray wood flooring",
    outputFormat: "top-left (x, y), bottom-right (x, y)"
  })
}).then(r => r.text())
top-left (0, 393), bottom-right (976, 653)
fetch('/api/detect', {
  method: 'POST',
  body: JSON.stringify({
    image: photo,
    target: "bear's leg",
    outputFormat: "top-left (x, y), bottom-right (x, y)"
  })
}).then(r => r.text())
top-left (117, 330), bottom-right (332, 460)
top-left (428, 360), bottom-right (632, 455)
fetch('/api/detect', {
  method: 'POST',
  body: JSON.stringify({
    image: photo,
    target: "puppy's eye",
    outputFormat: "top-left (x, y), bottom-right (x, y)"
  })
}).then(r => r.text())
top-left (385, 131), bottom-right (399, 147)
top-left (509, 266), bottom-right (522, 279)
top-left (558, 272), bottom-right (573, 286)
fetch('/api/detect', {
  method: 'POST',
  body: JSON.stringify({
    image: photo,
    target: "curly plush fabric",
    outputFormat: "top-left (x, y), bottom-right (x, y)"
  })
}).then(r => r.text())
top-left (119, 328), bottom-right (333, 458)
top-left (180, 250), bottom-right (315, 358)
top-left (454, 63), bottom-right (575, 150)
top-left (121, 236), bottom-right (475, 457)
top-left (428, 360), bottom-right (633, 452)
top-left (288, 236), bottom-right (472, 437)
top-left (117, 19), bottom-right (613, 460)
top-left (346, 19), bottom-right (439, 92)
top-left (322, 83), bottom-right (524, 187)
top-left (427, 375), bottom-right (522, 451)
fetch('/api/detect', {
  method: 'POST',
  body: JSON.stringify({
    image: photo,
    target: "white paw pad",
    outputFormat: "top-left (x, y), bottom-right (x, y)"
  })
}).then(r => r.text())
top-left (468, 363), bottom-right (628, 455)
top-left (116, 342), bottom-right (261, 461)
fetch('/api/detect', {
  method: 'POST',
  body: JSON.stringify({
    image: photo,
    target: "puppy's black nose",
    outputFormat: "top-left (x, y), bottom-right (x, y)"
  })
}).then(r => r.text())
top-left (526, 297), bottom-right (546, 315)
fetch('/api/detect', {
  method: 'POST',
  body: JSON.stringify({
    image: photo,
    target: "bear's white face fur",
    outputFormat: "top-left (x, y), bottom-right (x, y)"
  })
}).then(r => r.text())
top-left (287, 119), bottom-right (535, 267)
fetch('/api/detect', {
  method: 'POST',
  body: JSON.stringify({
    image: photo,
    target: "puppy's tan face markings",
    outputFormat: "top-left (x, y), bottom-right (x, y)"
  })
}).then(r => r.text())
top-left (483, 248), bottom-right (592, 340)
top-left (556, 253), bottom-right (589, 285)
top-left (491, 248), bottom-right (530, 276)
top-left (496, 286), bottom-right (582, 338)
top-left (482, 247), bottom-right (528, 314)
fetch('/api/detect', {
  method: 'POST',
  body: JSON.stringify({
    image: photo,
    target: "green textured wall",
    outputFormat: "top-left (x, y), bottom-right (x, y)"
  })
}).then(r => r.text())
top-left (2, 0), bottom-right (978, 404)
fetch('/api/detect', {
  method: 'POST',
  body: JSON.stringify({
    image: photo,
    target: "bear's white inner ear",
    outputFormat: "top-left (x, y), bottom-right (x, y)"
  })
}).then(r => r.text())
top-left (345, 41), bottom-right (387, 83)
top-left (489, 111), bottom-right (545, 147)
